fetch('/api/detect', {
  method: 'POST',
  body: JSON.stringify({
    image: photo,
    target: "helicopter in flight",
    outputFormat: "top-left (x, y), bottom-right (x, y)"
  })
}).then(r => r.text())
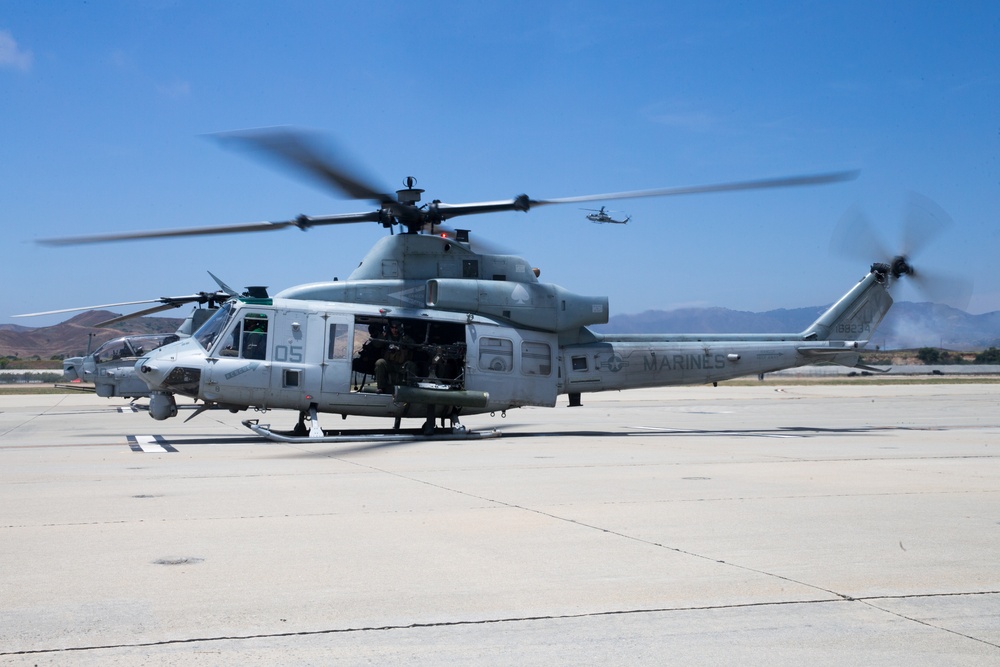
top-left (583, 206), bottom-right (630, 224)
top-left (35, 127), bottom-right (945, 441)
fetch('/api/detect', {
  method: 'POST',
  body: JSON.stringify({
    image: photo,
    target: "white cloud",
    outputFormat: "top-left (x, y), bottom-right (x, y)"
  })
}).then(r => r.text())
top-left (157, 80), bottom-right (191, 99)
top-left (641, 101), bottom-right (720, 132)
top-left (0, 30), bottom-right (33, 72)
top-left (108, 48), bottom-right (134, 71)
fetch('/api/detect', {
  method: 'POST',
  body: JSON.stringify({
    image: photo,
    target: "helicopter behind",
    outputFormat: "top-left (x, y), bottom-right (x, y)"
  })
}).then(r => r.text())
top-left (583, 206), bottom-right (630, 224)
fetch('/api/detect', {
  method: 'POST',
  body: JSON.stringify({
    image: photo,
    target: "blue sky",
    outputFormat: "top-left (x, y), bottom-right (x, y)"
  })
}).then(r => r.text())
top-left (3, 1), bottom-right (998, 328)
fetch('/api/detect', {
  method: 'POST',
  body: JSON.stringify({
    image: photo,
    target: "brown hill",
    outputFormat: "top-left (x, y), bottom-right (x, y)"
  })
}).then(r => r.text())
top-left (0, 311), bottom-right (184, 359)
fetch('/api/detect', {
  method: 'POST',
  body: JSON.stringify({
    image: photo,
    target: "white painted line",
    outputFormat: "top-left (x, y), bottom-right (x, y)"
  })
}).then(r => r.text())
top-left (126, 435), bottom-right (177, 453)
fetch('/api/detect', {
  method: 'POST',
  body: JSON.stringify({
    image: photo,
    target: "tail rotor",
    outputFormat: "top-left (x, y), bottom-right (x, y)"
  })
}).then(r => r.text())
top-left (831, 193), bottom-right (972, 310)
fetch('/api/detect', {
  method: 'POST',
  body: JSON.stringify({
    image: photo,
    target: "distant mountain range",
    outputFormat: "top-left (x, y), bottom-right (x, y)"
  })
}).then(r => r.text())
top-left (592, 302), bottom-right (1000, 350)
top-left (0, 311), bottom-right (184, 359)
top-left (3, 302), bottom-right (998, 360)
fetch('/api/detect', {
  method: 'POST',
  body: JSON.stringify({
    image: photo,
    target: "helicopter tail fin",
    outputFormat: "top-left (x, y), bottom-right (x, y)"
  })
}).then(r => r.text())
top-left (801, 270), bottom-right (893, 343)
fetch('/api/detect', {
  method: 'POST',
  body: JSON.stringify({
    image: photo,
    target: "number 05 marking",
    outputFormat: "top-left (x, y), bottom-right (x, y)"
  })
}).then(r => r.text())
top-left (274, 345), bottom-right (303, 363)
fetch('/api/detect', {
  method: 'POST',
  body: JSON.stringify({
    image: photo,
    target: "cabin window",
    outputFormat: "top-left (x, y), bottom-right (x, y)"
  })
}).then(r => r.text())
top-left (571, 356), bottom-right (588, 371)
top-left (328, 323), bottom-right (350, 360)
top-left (521, 341), bottom-right (551, 376)
top-left (241, 314), bottom-right (269, 360)
top-left (478, 337), bottom-right (513, 373)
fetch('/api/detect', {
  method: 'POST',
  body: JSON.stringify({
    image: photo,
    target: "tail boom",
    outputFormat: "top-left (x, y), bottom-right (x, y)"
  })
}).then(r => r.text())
top-left (560, 268), bottom-right (893, 394)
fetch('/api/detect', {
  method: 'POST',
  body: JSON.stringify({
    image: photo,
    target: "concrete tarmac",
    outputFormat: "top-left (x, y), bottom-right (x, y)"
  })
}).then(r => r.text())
top-left (1, 383), bottom-right (999, 665)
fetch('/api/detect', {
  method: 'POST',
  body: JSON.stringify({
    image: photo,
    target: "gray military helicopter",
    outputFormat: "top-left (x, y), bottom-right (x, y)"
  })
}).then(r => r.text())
top-left (14, 273), bottom-right (242, 398)
top-left (583, 206), bottom-right (630, 224)
top-left (37, 128), bottom-right (931, 441)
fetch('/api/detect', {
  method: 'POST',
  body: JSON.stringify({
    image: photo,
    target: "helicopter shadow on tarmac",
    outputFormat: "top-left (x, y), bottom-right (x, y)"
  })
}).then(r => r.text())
top-left (196, 422), bottom-right (913, 459)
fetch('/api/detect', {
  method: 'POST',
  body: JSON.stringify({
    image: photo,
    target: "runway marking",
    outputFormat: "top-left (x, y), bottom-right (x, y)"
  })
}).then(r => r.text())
top-left (127, 435), bottom-right (177, 453)
top-left (118, 405), bottom-right (139, 413)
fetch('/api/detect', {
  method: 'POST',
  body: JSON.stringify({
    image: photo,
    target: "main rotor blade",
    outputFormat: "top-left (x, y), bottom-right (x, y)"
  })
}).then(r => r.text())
top-left (15, 292), bottom-right (229, 320)
top-left (37, 211), bottom-right (381, 246)
top-left (431, 170), bottom-right (859, 220)
top-left (212, 127), bottom-right (397, 205)
top-left (531, 170), bottom-right (860, 206)
top-left (207, 271), bottom-right (239, 296)
top-left (35, 161), bottom-right (857, 246)
top-left (94, 303), bottom-right (182, 328)
top-left (14, 299), bottom-right (169, 318)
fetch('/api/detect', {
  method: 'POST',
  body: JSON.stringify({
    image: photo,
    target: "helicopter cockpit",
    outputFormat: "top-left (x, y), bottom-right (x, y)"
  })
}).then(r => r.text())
top-left (92, 333), bottom-right (180, 363)
top-left (194, 301), bottom-right (236, 352)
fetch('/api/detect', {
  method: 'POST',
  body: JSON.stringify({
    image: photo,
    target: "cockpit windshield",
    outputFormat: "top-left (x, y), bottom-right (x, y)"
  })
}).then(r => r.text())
top-left (92, 334), bottom-right (180, 363)
top-left (92, 336), bottom-right (131, 364)
top-left (194, 302), bottom-right (235, 351)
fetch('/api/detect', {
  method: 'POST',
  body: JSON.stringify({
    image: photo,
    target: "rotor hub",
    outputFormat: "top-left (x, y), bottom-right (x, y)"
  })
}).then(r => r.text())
top-left (396, 176), bottom-right (424, 206)
top-left (890, 255), bottom-right (913, 280)
top-left (871, 256), bottom-right (914, 284)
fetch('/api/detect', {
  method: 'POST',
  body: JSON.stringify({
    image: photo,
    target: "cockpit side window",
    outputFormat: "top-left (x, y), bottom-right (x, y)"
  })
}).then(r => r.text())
top-left (194, 302), bottom-right (234, 352)
top-left (129, 334), bottom-right (175, 357)
top-left (93, 337), bottom-right (128, 364)
top-left (219, 322), bottom-right (241, 357)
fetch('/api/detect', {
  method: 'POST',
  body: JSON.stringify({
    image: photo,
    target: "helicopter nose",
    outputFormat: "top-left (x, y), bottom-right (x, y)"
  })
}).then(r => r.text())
top-left (137, 342), bottom-right (171, 381)
top-left (134, 338), bottom-right (204, 394)
top-left (136, 357), bottom-right (169, 389)
top-left (137, 355), bottom-right (204, 395)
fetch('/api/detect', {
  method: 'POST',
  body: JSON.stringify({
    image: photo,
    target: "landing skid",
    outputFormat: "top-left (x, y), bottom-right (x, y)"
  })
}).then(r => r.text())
top-left (242, 419), bottom-right (501, 444)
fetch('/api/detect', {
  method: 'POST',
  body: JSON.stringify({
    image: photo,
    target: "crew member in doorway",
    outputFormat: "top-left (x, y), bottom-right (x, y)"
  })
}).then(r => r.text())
top-left (375, 320), bottom-right (416, 393)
